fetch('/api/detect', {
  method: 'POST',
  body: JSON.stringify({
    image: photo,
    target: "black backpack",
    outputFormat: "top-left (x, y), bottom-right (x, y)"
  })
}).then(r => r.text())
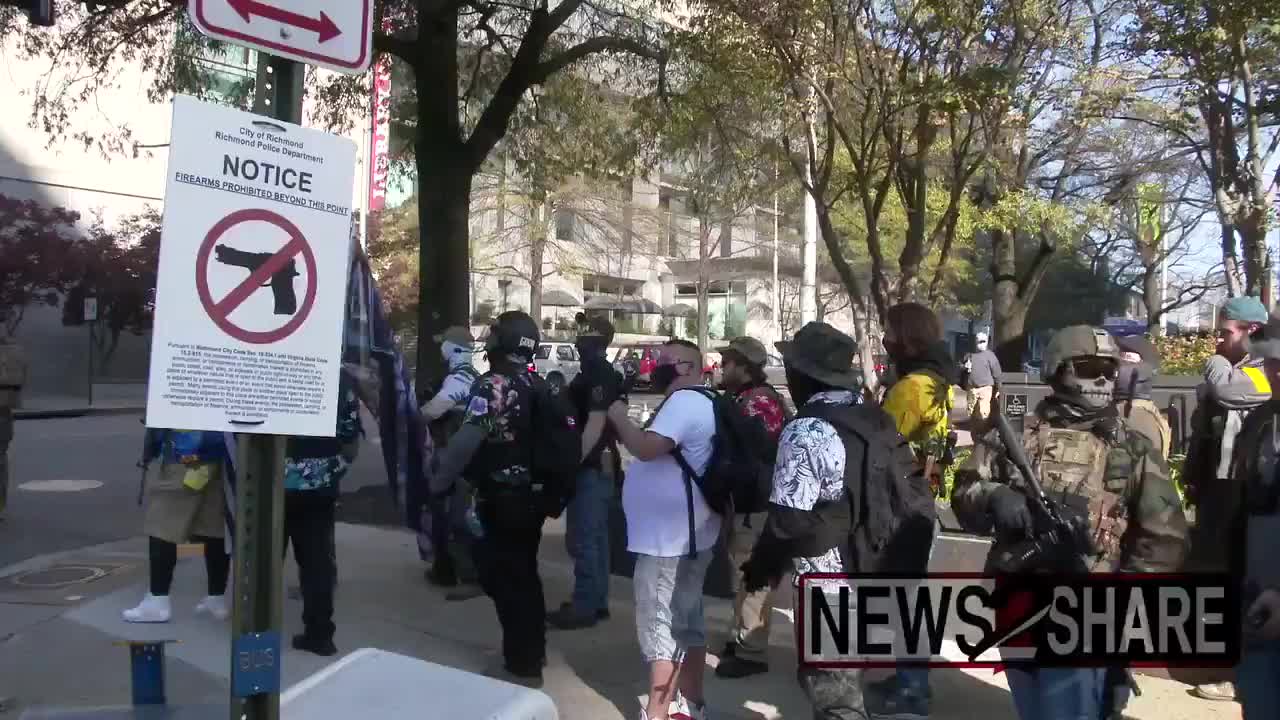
top-left (800, 402), bottom-right (937, 573)
top-left (669, 387), bottom-right (778, 554)
top-left (528, 373), bottom-right (581, 519)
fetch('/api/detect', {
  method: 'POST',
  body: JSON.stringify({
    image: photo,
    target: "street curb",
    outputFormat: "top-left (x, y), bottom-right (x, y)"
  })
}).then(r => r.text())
top-left (14, 406), bottom-right (144, 420)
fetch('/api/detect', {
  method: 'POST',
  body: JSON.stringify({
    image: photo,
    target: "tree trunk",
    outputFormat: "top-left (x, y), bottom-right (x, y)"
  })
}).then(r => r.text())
top-left (415, 157), bottom-right (472, 392)
top-left (528, 200), bottom-right (547, 330)
top-left (1240, 211), bottom-right (1268, 298)
top-left (696, 224), bottom-right (710, 352)
top-left (991, 226), bottom-right (1029, 370)
top-left (414, 7), bottom-right (469, 393)
top-left (1221, 224), bottom-right (1243, 298)
top-left (1142, 266), bottom-right (1163, 337)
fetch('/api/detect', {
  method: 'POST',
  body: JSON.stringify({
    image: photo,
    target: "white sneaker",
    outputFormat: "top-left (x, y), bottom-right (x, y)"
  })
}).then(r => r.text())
top-left (195, 595), bottom-right (230, 620)
top-left (668, 692), bottom-right (693, 720)
top-left (122, 594), bottom-right (172, 623)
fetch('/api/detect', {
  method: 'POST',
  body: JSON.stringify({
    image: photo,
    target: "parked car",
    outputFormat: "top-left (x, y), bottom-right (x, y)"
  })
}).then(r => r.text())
top-left (530, 342), bottom-right (581, 393)
top-left (612, 344), bottom-right (661, 391)
top-left (703, 351), bottom-right (722, 387)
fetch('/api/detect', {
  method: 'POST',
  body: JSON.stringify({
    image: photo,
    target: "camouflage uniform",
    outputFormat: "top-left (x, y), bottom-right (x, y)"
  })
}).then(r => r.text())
top-left (953, 402), bottom-right (1188, 573)
top-left (951, 325), bottom-right (1188, 720)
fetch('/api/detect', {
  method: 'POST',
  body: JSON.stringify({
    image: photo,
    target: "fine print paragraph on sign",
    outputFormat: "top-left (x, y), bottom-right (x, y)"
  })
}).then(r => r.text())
top-left (162, 342), bottom-right (328, 423)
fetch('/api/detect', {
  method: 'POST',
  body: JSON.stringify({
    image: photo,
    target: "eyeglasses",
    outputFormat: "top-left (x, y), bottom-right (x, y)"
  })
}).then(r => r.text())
top-left (1069, 357), bottom-right (1118, 381)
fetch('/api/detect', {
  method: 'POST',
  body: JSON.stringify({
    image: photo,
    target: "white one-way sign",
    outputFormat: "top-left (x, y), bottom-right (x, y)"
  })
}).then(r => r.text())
top-left (190, 0), bottom-right (373, 75)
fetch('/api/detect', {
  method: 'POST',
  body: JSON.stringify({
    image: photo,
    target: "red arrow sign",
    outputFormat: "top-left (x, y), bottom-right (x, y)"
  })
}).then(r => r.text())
top-left (226, 0), bottom-right (341, 43)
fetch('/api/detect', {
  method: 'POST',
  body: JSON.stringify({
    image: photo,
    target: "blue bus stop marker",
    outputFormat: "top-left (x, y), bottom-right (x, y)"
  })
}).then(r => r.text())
top-left (231, 631), bottom-right (281, 698)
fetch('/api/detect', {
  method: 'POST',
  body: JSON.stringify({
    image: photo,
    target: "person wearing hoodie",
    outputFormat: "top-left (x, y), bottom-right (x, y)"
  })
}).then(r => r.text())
top-left (867, 302), bottom-right (955, 719)
top-left (1112, 334), bottom-right (1170, 460)
top-left (1225, 305), bottom-right (1280, 719)
top-left (419, 326), bottom-right (482, 595)
top-left (1185, 297), bottom-right (1271, 702)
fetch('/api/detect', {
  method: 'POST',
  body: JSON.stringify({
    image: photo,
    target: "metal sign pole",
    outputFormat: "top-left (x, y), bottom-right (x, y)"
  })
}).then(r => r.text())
top-left (230, 53), bottom-right (305, 720)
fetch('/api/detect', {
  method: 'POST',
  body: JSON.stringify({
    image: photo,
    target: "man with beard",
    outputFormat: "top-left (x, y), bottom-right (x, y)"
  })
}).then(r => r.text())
top-left (1185, 296), bottom-right (1271, 702)
top-left (714, 336), bottom-right (791, 679)
top-left (548, 316), bottom-right (623, 629)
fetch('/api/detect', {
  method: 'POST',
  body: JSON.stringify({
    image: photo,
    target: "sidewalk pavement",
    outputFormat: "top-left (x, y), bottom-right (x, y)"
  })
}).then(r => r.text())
top-left (0, 521), bottom-right (1241, 720)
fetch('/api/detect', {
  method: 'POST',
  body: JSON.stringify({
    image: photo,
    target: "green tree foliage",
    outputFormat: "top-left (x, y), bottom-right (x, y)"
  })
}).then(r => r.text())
top-left (0, 194), bottom-right (82, 339)
top-left (1127, 0), bottom-right (1280, 298)
top-left (63, 210), bottom-right (162, 372)
top-left (3, 0), bottom-right (667, 388)
top-left (1153, 332), bottom-right (1217, 375)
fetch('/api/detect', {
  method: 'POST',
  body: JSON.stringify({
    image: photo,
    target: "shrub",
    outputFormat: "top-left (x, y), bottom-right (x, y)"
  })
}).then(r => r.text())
top-left (1152, 333), bottom-right (1215, 376)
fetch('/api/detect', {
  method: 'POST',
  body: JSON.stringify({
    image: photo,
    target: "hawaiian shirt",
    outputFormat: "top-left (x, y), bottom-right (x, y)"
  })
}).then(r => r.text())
top-left (284, 377), bottom-right (362, 492)
top-left (735, 384), bottom-right (787, 440)
top-left (771, 389), bottom-right (859, 577)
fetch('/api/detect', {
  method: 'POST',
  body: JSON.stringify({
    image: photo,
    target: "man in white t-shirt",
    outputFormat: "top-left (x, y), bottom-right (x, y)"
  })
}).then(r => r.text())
top-left (607, 339), bottom-right (721, 720)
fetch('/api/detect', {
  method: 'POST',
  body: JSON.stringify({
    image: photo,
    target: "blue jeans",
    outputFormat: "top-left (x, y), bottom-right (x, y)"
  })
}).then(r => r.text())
top-left (1006, 668), bottom-right (1117, 720)
top-left (1238, 642), bottom-right (1280, 720)
top-left (894, 519), bottom-right (939, 696)
top-left (566, 467), bottom-right (611, 615)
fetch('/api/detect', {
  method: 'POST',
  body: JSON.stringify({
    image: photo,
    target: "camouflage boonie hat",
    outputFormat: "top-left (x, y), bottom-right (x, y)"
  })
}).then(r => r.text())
top-left (1040, 325), bottom-right (1119, 383)
top-left (718, 337), bottom-right (768, 366)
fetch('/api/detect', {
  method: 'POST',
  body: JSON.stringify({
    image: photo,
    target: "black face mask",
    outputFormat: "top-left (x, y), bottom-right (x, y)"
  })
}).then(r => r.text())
top-left (575, 336), bottom-right (608, 360)
top-left (884, 339), bottom-right (907, 364)
top-left (652, 364), bottom-right (681, 394)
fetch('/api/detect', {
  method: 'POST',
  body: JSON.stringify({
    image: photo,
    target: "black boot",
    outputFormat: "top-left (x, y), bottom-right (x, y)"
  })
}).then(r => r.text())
top-left (426, 558), bottom-right (458, 587)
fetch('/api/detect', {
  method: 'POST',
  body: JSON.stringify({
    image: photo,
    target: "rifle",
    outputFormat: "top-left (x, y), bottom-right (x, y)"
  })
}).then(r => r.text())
top-left (214, 244), bottom-right (300, 315)
top-left (991, 404), bottom-right (1140, 716)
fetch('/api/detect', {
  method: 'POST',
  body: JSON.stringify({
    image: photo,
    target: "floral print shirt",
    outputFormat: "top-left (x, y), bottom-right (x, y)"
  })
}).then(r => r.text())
top-left (735, 384), bottom-right (788, 440)
top-left (463, 371), bottom-right (532, 483)
top-left (771, 390), bottom-right (858, 577)
top-left (284, 377), bottom-right (362, 492)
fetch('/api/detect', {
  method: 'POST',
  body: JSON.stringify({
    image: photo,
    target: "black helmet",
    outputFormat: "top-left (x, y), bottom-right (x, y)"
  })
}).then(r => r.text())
top-left (485, 310), bottom-right (540, 360)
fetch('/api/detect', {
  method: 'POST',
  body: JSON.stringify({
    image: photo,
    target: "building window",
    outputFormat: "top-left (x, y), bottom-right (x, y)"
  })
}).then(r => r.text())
top-left (174, 19), bottom-right (256, 107)
top-left (555, 208), bottom-right (575, 242)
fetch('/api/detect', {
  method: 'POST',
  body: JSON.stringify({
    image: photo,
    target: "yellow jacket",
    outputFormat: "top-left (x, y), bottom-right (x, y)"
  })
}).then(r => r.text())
top-left (883, 370), bottom-right (953, 451)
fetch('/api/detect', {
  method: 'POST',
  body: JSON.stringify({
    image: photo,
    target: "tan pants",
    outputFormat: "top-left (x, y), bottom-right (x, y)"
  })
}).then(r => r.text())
top-left (728, 512), bottom-right (778, 664)
top-left (968, 385), bottom-right (995, 423)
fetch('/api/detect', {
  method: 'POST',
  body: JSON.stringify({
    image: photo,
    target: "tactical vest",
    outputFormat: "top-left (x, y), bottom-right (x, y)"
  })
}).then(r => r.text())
top-left (1025, 417), bottom-right (1133, 571)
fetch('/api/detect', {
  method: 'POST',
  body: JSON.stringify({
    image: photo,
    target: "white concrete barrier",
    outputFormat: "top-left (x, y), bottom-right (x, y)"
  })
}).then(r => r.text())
top-left (281, 648), bottom-right (558, 720)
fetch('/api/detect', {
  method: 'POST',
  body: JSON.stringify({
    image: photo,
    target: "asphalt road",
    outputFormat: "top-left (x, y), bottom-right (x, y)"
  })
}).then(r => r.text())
top-left (0, 394), bottom-right (672, 571)
top-left (2, 413), bottom-right (149, 570)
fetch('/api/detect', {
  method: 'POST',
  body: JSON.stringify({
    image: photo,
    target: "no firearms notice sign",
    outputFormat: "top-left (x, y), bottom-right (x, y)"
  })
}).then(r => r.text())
top-left (146, 95), bottom-right (356, 437)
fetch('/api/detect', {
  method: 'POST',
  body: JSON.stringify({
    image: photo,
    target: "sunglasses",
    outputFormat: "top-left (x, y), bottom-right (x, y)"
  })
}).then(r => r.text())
top-left (1069, 357), bottom-right (1118, 381)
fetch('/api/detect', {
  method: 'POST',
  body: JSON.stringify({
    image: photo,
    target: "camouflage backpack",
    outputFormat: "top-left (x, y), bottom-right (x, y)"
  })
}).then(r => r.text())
top-left (1025, 418), bottom-right (1135, 571)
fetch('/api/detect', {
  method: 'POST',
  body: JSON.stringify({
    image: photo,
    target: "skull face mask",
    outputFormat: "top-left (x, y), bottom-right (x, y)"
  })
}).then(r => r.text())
top-left (1050, 355), bottom-right (1118, 411)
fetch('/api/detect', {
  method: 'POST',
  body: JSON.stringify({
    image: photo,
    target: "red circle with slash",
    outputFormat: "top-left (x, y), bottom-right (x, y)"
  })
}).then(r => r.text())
top-left (195, 208), bottom-right (318, 344)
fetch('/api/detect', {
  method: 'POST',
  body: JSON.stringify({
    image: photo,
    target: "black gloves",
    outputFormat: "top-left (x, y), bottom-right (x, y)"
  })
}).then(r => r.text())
top-left (740, 556), bottom-right (776, 594)
top-left (990, 486), bottom-right (1033, 535)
